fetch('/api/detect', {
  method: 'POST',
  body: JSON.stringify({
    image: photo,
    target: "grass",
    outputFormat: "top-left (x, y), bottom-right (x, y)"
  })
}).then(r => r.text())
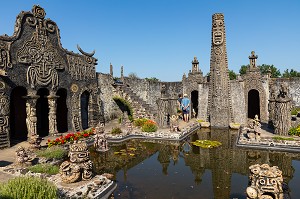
top-left (28, 163), bottom-right (59, 175)
top-left (272, 136), bottom-right (295, 141)
top-left (0, 176), bottom-right (58, 199)
top-left (36, 146), bottom-right (67, 159)
top-left (111, 127), bottom-right (122, 134)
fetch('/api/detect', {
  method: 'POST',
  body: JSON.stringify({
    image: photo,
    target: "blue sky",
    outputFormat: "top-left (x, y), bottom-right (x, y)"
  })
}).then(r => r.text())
top-left (0, 0), bottom-right (299, 81)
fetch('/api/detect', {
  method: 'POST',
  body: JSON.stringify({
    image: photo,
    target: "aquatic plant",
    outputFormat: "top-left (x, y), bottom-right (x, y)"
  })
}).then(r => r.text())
top-left (191, 140), bottom-right (222, 148)
top-left (0, 176), bottom-right (58, 199)
top-left (114, 147), bottom-right (137, 157)
top-left (47, 128), bottom-right (95, 147)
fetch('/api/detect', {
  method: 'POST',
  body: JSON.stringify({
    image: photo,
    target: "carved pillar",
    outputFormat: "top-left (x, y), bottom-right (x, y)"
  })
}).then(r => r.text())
top-left (47, 92), bottom-right (59, 135)
top-left (0, 92), bottom-right (10, 148)
top-left (208, 13), bottom-right (232, 127)
top-left (274, 84), bottom-right (291, 136)
top-left (157, 98), bottom-right (169, 127)
top-left (24, 93), bottom-right (39, 138)
top-left (268, 85), bottom-right (276, 129)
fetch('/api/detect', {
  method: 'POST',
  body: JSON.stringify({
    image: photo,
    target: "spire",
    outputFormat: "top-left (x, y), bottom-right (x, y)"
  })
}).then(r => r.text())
top-left (191, 56), bottom-right (199, 73)
top-left (249, 51), bottom-right (258, 70)
top-left (110, 63), bottom-right (113, 77)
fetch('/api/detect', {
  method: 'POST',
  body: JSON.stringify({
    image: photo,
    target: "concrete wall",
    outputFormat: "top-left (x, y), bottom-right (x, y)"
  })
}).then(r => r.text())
top-left (230, 80), bottom-right (247, 124)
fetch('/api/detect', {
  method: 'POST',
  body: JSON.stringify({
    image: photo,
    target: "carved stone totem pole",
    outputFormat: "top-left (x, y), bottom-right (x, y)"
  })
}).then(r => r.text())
top-left (47, 91), bottom-right (59, 135)
top-left (208, 13), bottom-right (232, 127)
top-left (246, 164), bottom-right (284, 199)
top-left (274, 83), bottom-right (291, 136)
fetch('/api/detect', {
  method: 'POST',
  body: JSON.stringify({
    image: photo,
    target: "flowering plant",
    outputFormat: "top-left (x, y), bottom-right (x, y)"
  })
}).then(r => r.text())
top-left (141, 119), bottom-right (158, 132)
top-left (47, 128), bottom-right (95, 147)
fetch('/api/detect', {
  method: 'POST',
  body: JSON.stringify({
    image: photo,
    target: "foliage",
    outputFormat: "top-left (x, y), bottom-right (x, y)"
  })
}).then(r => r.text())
top-left (128, 72), bottom-right (139, 79)
top-left (258, 64), bottom-right (281, 78)
top-left (291, 108), bottom-right (300, 115)
top-left (272, 136), bottom-right (295, 141)
top-left (113, 96), bottom-right (134, 122)
top-left (145, 77), bottom-right (160, 82)
top-left (141, 120), bottom-right (158, 132)
top-left (191, 140), bottom-right (222, 148)
top-left (289, 125), bottom-right (300, 136)
top-left (28, 164), bottom-right (59, 175)
top-left (0, 176), bottom-right (58, 199)
top-left (228, 70), bottom-right (237, 80)
top-left (114, 147), bottom-right (137, 157)
top-left (36, 146), bottom-right (67, 159)
top-left (47, 128), bottom-right (95, 147)
top-left (282, 69), bottom-right (300, 78)
top-left (197, 119), bottom-right (205, 123)
top-left (111, 127), bottom-right (122, 134)
top-left (239, 65), bottom-right (249, 75)
top-left (133, 118), bottom-right (149, 127)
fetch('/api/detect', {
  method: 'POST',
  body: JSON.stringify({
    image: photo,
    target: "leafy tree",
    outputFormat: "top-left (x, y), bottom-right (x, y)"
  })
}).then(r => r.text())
top-left (228, 70), bottom-right (237, 80)
top-left (239, 65), bottom-right (249, 75)
top-left (145, 77), bottom-right (160, 82)
top-left (282, 69), bottom-right (300, 78)
top-left (258, 64), bottom-right (281, 78)
top-left (128, 72), bottom-right (139, 79)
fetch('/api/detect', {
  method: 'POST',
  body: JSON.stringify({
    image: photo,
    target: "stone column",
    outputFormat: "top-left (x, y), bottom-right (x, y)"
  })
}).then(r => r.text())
top-left (23, 94), bottom-right (39, 138)
top-left (268, 85), bottom-right (276, 129)
top-left (47, 92), bottom-right (59, 135)
top-left (274, 84), bottom-right (291, 136)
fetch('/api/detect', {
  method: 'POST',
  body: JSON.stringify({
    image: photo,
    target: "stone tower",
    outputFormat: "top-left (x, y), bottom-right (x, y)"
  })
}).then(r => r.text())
top-left (208, 13), bottom-right (232, 127)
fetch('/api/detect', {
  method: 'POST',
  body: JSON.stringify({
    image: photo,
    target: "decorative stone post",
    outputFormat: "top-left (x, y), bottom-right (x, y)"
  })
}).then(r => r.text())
top-left (47, 92), bottom-right (59, 135)
top-left (274, 83), bottom-right (291, 136)
top-left (24, 93), bottom-right (39, 138)
top-left (268, 85), bottom-right (276, 129)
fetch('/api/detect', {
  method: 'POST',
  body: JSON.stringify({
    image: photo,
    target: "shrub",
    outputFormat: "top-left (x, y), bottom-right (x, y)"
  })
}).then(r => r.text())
top-left (272, 136), bottom-right (295, 141)
top-left (291, 108), bottom-right (300, 115)
top-left (28, 164), bottom-right (59, 175)
top-left (141, 120), bottom-right (158, 132)
top-left (289, 125), bottom-right (300, 136)
top-left (111, 127), bottom-right (122, 134)
top-left (0, 176), bottom-right (58, 199)
top-left (134, 118), bottom-right (148, 127)
top-left (36, 146), bottom-right (67, 159)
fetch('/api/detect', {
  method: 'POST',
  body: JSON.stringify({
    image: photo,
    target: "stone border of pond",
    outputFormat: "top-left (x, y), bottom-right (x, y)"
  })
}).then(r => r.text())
top-left (106, 122), bottom-right (200, 143)
top-left (236, 129), bottom-right (300, 153)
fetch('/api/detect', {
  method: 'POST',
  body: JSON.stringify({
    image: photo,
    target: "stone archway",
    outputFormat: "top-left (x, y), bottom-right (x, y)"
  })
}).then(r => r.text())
top-left (56, 88), bottom-right (68, 133)
top-left (36, 88), bottom-right (49, 137)
top-left (191, 90), bottom-right (199, 118)
top-left (248, 89), bottom-right (260, 119)
top-left (10, 86), bottom-right (27, 141)
top-left (81, 91), bottom-right (90, 130)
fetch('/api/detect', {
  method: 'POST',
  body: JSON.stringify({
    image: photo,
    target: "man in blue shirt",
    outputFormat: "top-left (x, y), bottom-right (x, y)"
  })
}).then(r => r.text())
top-left (181, 94), bottom-right (190, 122)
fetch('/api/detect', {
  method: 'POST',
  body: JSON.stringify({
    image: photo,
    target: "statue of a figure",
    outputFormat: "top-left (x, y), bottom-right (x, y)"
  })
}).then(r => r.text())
top-left (15, 146), bottom-right (35, 166)
top-left (94, 123), bottom-right (109, 152)
top-left (170, 115), bottom-right (179, 132)
top-left (278, 83), bottom-right (288, 99)
top-left (48, 98), bottom-right (58, 135)
top-left (26, 102), bottom-right (37, 137)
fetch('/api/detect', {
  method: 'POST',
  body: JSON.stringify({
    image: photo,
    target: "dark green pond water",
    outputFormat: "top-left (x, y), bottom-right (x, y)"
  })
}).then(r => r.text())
top-left (90, 129), bottom-right (300, 199)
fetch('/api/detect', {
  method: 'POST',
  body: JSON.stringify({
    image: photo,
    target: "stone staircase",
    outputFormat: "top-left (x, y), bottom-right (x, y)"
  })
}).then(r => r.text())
top-left (120, 86), bottom-right (157, 120)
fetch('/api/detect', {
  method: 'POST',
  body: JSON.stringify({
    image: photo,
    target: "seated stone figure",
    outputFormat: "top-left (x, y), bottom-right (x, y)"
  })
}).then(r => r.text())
top-left (94, 123), bottom-right (109, 152)
top-left (60, 142), bottom-right (93, 183)
top-left (170, 115), bottom-right (180, 132)
top-left (15, 146), bottom-right (35, 166)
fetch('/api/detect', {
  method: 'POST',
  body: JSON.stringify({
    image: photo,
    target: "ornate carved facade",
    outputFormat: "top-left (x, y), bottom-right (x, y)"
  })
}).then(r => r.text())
top-left (0, 5), bottom-right (102, 149)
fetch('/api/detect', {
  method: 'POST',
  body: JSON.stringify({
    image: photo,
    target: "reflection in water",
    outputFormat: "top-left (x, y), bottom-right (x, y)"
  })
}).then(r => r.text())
top-left (89, 129), bottom-right (300, 199)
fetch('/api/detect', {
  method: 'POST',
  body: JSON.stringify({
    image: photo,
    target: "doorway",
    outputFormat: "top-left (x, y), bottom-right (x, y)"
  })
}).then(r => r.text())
top-left (36, 88), bottom-right (49, 137)
top-left (248, 89), bottom-right (260, 119)
top-left (10, 87), bottom-right (27, 142)
top-left (81, 91), bottom-right (90, 130)
top-left (191, 90), bottom-right (199, 118)
top-left (56, 88), bottom-right (68, 133)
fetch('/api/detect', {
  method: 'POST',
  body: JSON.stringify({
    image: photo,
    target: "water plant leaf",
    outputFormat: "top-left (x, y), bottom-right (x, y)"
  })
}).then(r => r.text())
top-left (191, 140), bottom-right (222, 148)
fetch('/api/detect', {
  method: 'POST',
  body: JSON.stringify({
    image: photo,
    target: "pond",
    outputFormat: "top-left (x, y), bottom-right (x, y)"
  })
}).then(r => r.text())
top-left (90, 129), bottom-right (300, 199)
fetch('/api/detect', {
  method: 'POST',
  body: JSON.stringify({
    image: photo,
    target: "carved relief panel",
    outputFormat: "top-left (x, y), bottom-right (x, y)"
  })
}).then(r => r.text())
top-left (67, 54), bottom-right (96, 80)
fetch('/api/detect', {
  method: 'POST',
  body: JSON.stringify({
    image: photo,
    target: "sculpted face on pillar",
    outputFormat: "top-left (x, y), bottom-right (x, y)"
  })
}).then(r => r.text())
top-left (212, 13), bottom-right (224, 46)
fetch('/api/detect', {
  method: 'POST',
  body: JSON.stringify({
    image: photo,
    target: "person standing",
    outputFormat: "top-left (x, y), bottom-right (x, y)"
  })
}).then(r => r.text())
top-left (177, 94), bottom-right (183, 110)
top-left (181, 94), bottom-right (190, 122)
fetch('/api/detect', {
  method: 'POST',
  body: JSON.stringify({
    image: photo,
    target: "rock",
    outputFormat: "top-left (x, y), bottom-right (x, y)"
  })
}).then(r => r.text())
top-left (200, 122), bottom-right (210, 128)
